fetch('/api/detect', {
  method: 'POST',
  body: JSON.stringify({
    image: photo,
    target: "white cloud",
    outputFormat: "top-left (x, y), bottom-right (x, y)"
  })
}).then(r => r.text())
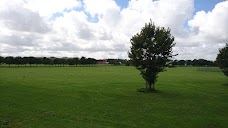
top-left (173, 0), bottom-right (228, 60)
top-left (0, 0), bottom-right (227, 60)
top-left (0, 5), bottom-right (50, 33)
top-left (83, 0), bottom-right (120, 17)
top-left (24, 0), bottom-right (82, 17)
top-left (122, 0), bottom-right (194, 35)
top-left (188, 1), bottom-right (228, 43)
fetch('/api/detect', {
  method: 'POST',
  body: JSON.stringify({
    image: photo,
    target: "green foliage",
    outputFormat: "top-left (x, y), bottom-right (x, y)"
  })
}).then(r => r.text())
top-left (0, 67), bottom-right (227, 127)
top-left (129, 20), bottom-right (176, 91)
top-left (0, 56), bottom-right (99, 67)
top-left (216, 43), bottom-right (228, 76)
top-left (4, 56), bottom-right (14, 66)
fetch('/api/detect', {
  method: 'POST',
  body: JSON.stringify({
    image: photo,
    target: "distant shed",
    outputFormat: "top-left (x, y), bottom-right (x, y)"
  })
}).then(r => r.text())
top-left (96, 60), bottom-right (107, 64)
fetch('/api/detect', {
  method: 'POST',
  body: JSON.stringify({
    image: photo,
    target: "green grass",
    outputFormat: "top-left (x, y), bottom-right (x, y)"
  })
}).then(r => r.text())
top-left (197, 67), bottom-right (222, 72)
top-left (0, 66), bottom-right (227, 128)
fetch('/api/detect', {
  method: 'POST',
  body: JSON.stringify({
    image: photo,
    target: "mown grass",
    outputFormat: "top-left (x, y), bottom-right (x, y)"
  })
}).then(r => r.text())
top-left (197, 67), bottom-right (222, 72)
top-left (0, 66), bottom-right (227, 128)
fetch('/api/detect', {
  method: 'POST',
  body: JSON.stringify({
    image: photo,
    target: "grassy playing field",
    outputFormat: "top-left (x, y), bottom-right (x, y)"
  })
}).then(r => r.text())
top-left (0, 66), bottom-right (227, 128)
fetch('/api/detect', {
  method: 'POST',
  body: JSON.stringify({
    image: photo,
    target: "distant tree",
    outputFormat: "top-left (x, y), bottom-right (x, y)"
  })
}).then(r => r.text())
top-left (23, 57), bottom-right (29, 67)
top-left (107, 59), bottom-right (126, 65)
top-left (208, 60), bottom-right (216, 67)
top-left (68, 58), bottom-right (75, 66)
top-left (177, 60), bottom-right (186, 66)
top-left (171, 60), bottom-right (178, 66)
top-left (0, 56), bottom-right (3, 66)
top-left (43, 57), bottom-right (51, 66)
top-left (28, 57), bottom-right (36, 67)
top-left (14, 57), bottom-right (19, 66)
top-left (216, 44), bottom-right (228, 76)
top-left (53, 58), bottom-right (60, 66)
top-left (198, 59), bottom-right (206, 66)
top-left (35, 57), bottom-right (43, 66)
top-left (4, 56), bottom-right (14, 67)
top-left (80, 57), bottom-right (87, 65)
top-left (186, 60), bottom-right (193, 66)
top-left (73, 57), bottom-right (80, 66)
top-left (107, 59), bottom-right (116, 65)
top-left (128, 20), bottom-right (176, 91)
top-left (125, 60), bottom-right (130, 66)
top-left (87, 58), bottom-right (96, 65)
top-left (14, 57), bottom-right (23, 67)
top-left (60, 58), bottom-right (67, 67)
top-left (48, 57), bottom-right (55, 66)
top-left (192, 59), bottom-right (198, 66)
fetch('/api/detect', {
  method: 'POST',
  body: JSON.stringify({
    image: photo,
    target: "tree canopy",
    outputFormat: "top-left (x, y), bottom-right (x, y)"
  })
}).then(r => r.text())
top-left (216, 43), bottom-right (228, 76)
top-left (128, 20), bottom-right (176, 91)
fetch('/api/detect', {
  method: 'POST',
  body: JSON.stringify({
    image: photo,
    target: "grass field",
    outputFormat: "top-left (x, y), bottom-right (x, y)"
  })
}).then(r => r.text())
top-left (0, 66), bottom-right (227, 128)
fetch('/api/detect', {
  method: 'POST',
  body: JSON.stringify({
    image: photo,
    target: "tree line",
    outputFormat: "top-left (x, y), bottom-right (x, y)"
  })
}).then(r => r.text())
top-left (0, 56), bottom-right (130, 67)
top-left (0, 56), bottom-right (217, 67)
top-left (170, 59), bottom-right (216, 67)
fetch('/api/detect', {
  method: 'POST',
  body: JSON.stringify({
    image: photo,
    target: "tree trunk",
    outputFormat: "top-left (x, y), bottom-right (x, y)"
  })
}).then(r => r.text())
top-left (149, 84), bottom-right (152, 91)
top-left (151, 84), bottom-right (155, 91)
top-left (148, 83), bottom-right (155, 92)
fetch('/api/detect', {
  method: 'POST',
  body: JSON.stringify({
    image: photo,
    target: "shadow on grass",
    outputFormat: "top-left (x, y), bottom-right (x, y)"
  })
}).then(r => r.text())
top-left (137, 88), bottom-right (163, 93)
top-left (223, 83), bottom-right (228, 86)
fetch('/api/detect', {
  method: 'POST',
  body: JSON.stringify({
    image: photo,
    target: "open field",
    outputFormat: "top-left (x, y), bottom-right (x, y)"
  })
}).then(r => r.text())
top-left (0, 66), bottom-right (227, 128)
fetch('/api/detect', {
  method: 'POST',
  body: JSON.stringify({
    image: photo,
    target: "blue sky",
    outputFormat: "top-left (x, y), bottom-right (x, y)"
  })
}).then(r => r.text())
top-left (194, 0), bottom-right (225, 13)
top-left (115, 0), bottom-right (225, 13)
top-left (114, 0), bottom-right (129, 9)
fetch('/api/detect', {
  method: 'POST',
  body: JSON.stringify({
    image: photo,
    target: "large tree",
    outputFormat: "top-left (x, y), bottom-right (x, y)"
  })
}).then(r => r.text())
top-left (128, 21), bottom-right (176, 91)
top-left (216, 43), bottom-right (228, 76)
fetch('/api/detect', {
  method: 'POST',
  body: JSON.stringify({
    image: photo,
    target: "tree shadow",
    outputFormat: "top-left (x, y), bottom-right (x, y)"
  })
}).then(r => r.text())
top-left (137, 88), bottom-right (163, 93)
top-left (223, 83), bottom-right (228, 86)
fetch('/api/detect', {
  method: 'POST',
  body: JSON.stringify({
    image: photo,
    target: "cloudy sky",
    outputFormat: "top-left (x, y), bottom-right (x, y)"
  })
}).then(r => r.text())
top-left (0, 0), bottom-right (227, 60)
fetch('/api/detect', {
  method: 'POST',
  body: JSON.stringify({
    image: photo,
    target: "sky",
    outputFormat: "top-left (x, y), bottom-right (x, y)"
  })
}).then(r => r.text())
top-left (0, 0), bottom-right (227, 60)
